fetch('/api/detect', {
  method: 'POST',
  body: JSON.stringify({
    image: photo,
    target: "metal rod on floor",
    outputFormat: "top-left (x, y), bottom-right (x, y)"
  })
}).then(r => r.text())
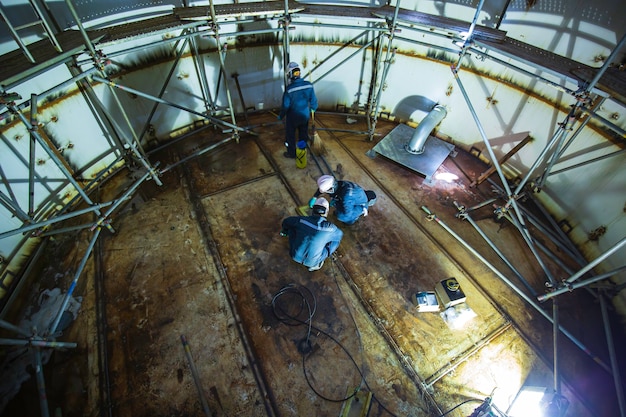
top-left (180, 335), bottom-right (212, 417)
top-left (420, 205), bottom-right (611, 373)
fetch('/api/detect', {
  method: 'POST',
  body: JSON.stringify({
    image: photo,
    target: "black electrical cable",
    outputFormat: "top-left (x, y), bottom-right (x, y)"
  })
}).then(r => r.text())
top-left (271, 278), bottom-right (401, 417)
top-left (329, 260), bottom-right (401, 417)
top-left (272, 283), bottom-right (357, 402)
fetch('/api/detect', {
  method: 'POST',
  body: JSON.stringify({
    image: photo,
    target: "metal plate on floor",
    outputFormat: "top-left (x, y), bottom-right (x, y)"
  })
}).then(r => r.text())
top-left (371, 124), bottom-right (455, 180)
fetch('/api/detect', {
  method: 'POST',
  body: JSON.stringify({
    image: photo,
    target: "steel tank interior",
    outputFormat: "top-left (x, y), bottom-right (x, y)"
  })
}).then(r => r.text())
top-left (0, 1), bottom-right (625, 416)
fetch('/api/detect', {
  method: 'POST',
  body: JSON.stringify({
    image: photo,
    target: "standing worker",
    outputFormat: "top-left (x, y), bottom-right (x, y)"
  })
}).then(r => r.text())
top-left (277, 62), bottom-right (318, 159)
top-left (280, 198), bottom-right (343, 271)
top-left (309, 175), bottom-right (377, 225)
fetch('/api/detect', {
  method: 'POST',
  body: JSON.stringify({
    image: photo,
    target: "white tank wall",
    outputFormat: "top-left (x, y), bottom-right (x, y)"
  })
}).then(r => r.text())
top-left (0, 1), bottom-right (624, 313)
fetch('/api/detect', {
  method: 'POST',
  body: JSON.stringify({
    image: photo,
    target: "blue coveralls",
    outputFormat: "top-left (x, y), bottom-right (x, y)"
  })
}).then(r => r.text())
top-left (315, 180), bottom-right (369, 225)
top-left (281, 215), bottom-right (343, 269)
top-left (278, 76), bottom-right (318, 157)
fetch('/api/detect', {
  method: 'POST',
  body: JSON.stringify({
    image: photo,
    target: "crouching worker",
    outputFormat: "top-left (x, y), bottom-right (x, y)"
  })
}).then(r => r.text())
top-left (310, 175), bottom-right (377, 225)
top-left (280, 198), bottom-right (343, 271)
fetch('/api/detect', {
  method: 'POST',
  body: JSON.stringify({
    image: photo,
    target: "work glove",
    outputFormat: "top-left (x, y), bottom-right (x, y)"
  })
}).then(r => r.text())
top-left (362, 207), bottom-right (368, 217)
top-left (280, 229), bottom-right (288, 237)
top-left (308, 197), bottom-right (317, 208)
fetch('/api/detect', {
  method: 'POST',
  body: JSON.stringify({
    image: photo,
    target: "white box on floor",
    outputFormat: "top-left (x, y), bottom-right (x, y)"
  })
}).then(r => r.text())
top-left (413, 291), bottom-right (440, 312)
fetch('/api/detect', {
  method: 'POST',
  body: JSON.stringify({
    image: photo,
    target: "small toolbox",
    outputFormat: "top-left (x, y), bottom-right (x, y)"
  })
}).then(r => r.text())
top-left (435, 278), bottom-right (466, 308)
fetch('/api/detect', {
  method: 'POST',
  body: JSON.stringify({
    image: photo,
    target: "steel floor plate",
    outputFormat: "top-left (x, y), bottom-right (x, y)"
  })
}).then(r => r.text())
top-left (371, 123), bottom-right (455, 181)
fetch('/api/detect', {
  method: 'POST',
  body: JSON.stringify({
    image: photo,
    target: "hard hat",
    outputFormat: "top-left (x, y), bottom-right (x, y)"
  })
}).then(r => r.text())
top-left (286, 62), bottom-right (301, 79)
top-left (317, 175), bottom-right (336, 193)
top-left (312, 197), bottom-right (330, 216)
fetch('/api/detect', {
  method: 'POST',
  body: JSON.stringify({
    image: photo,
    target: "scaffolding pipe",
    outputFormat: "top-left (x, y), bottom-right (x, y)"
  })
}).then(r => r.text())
top-left (8, 103), bottom-right (104, 218)
top-left (548, 148), bottom-right (626, 177)
top-left (420, 205), bottom-right (611, 373)
top-left (368, 0), bottom-right (400, 140)
top-left (564, 237), bottom-right (626, 284)
top-left (137, 36), bottom-right (191, 145)
top-left (599, 291), bottom-right (626, 417)
top-left (49, 227), bottom-right (102, 335)
top-left (29, 93), bottom-right (37, 215)
top-left (454, 0), bottom-right (486, 69)
top-left (553, 97), bottom-right (605, 163)
top-left (91, 168), bottom-right (155, 231)
top-left (63, 0), bottom-right (142, 143)
top-left (585, 33), bottom-right (626, 92)
top-left (0, 318), bottom-right (33, 338)
top-left (0, 201), bottom-right (113, 240)
top-left (91, 76), bottom-right (255, 136)
top-left (537, 266), bottom-right (626, 301)
top-left (452, 67), bottom-right (557, 285)
top-left (553, 298), bottom-right (561, 394)
top-left (64, 0), bottom-right (161, 185)
top-left (160, 136), bottom-right (234, 174)
top-left (306, 36), bottom-right (378, 85)
top-left (516, 34), bottom-right (625, 194)
top-left (190, 28), bottom-right (215, 116)
top-left (456, 204), bottom-right (537, 296)
top-left (34, 347), bottom-right (50, 417)
top-left (0, 190), bottom-right (32, 222)
top-left (536, 240), bottom-right (626, 302)
top-left (0, 338), bottom-right (77, 348)
top-left (490, 181), bottom-right (581, 259)
top-left (208, 0), bottom-right (239, 135)
top-left (406, 104), bottom-right (447, 154)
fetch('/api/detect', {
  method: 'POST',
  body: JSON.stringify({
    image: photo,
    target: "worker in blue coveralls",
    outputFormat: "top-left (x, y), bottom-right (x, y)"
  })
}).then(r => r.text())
top-left (309, 175), bottom-right (377, 225)
top-left (277, 62), bottom-right (318, 159)
top-left (280, 197), bottom-right (343, 271)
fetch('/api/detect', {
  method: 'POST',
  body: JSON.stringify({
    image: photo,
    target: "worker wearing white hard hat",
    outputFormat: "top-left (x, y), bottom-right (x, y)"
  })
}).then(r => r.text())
top-left (280, 197), bottom-right (343, 271)
top-left (309, 174), bottom-right (377, 225)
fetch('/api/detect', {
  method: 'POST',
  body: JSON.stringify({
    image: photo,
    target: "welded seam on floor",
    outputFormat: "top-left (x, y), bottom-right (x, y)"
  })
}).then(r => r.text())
top-left (178, 153), bottom-right (280, 417)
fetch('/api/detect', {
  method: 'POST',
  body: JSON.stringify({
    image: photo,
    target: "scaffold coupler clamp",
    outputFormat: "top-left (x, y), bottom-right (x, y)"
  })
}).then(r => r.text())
top-left (0, 91), bottom-right (22, 106)
top-left (493, 205), bottom-right (506, 220)
top-left (453, 201), bottom-right (466, 219)
top-left (421, 205), bottom-right (435, 221)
